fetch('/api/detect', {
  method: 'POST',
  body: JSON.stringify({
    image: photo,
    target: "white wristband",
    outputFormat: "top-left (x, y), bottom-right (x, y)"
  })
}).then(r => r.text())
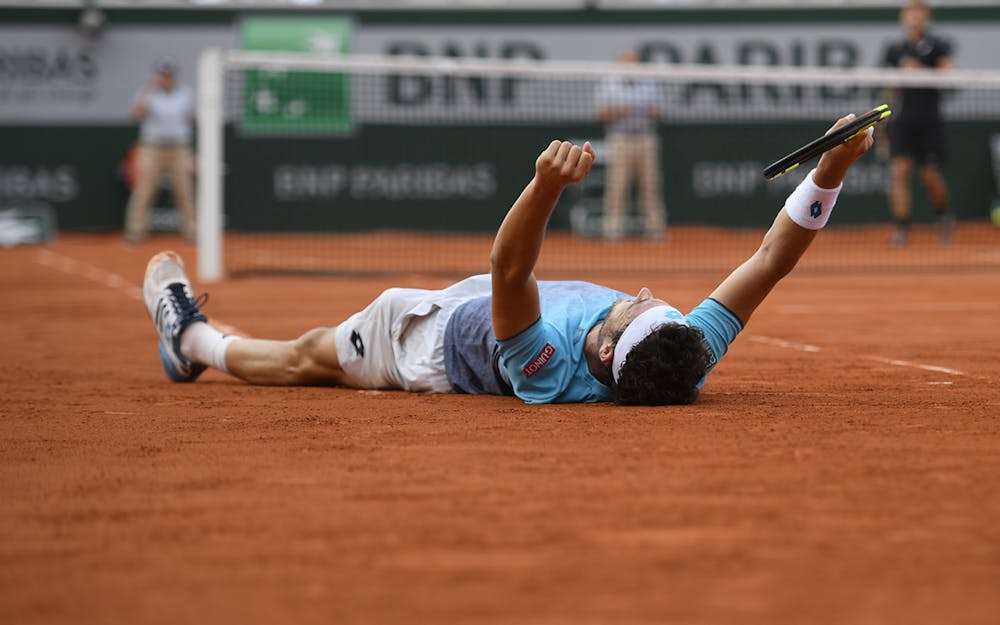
top-left (783, 169), bottom-right (842, 230)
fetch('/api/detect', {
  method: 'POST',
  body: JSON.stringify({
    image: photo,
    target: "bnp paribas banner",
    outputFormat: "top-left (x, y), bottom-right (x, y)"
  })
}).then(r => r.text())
top-left (357, 22), bottom-right (1000, 69)
top-left (231, 21), bottom-right (1000, 128)
top-left (352, 23), bottom-right (1000, 124)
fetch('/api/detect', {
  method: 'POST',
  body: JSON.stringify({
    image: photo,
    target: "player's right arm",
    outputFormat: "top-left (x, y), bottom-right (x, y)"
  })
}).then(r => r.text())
top-left (707, 115), bottom-right (874, 326)
top-left (490, 140), bottom-right (594, 340)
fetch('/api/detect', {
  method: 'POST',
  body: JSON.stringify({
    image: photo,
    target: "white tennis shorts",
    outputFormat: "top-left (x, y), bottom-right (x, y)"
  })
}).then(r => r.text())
top-left (333, 274), bottom-right (493, 393)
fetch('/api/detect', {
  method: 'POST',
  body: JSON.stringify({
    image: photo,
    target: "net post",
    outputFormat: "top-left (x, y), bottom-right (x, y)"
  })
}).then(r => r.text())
top-left (197, 47), bottom-right (224, 283)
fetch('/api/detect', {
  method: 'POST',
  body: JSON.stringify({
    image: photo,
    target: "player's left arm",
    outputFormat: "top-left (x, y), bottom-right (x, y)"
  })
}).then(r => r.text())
top-left (490, 140), bottom-right (595, 340)
top-left (707, 115), bottom-right (874, 325)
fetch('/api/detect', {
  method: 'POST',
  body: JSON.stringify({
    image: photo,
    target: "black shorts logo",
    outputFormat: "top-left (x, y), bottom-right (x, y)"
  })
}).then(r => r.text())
top-left (350, 330), bottom-right (365, 358)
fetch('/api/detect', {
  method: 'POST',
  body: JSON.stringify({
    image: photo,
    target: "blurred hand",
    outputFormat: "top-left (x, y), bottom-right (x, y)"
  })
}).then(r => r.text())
top-left (535, 140), bottom-right (596, 192)
top-left (815, 114), bottom-right (875, 188)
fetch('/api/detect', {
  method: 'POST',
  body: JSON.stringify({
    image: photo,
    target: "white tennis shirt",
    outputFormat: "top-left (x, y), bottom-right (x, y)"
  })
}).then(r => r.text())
top-left (137, 84), bottom-right (193, 146)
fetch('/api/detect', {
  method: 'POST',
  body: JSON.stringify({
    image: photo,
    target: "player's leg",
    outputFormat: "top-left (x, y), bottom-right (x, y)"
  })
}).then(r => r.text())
top-left (889, 154), bottom-right (913, 246)
top-left (142, 250), bottom-right (349, 385)
top-left (920, 162), bottom-right (952, 243)
top-left (124, 145), bottom-right (161, 243)
top-left (918, 164), bottom-right (949, 208)
top-left (221, 328), bottom-right (347, 386)
top-left (916, 124), bottom-right (952, 244)
top-left (887, 120), bottom-right (919, 246)
top-left (636, 132), bottom-right (665, 239)
top-left (602, 134), bottom-right (630, 241)
top-left (165, 146), bottom-right (198, 240)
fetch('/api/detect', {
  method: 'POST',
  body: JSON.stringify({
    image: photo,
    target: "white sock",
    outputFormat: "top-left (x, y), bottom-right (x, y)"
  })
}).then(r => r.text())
top-left (179, 322), bottom-right (239, 374)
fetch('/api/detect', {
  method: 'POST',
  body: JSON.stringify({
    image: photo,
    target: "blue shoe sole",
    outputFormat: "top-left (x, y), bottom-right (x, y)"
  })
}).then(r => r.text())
top-left (158, 341), bottom-right (204, 383)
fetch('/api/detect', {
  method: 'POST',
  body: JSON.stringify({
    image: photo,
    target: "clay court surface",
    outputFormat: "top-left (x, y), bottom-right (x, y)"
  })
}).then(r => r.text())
top-left (3, 232), bottom-right (1000, 624)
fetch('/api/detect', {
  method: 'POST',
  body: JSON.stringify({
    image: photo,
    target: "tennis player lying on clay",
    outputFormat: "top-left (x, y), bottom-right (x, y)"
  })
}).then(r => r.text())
top-left (143, 113), bottom-right (873, 405)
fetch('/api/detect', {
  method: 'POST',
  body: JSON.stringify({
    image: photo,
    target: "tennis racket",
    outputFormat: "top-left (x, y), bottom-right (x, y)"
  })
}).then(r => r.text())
top-left (763, 104), bottom-right (892, 181)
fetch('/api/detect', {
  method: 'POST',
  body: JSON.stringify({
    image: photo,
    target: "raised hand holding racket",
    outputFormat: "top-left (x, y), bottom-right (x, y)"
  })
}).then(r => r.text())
top-left (763, 105), bottom-right (891, 181)
top-left (810, 112), bottom-right (879, 189)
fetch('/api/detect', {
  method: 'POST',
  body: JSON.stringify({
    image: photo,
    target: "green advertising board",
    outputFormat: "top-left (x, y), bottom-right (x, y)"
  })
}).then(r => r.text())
top-left (240, 16), bottom-right (354, 134)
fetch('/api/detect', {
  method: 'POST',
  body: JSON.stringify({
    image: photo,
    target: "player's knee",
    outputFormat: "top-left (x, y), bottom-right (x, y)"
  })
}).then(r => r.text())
top-left (288, 327), bottom-right (336, 382)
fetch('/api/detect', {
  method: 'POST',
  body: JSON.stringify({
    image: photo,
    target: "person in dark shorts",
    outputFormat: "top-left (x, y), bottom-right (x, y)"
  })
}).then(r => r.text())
top-left (883, 0), bottom-right (954, 246)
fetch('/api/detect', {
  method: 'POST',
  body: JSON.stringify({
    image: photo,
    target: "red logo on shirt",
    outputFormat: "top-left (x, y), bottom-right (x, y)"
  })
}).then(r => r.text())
top-left (522, 343), bottom-right (555, 377)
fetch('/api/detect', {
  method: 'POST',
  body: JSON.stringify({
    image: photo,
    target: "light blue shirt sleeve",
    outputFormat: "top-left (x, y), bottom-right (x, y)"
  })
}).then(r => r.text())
top-left (496, 318), bottom-right (575, 404)
top-left (686, 297), bottom-right (743, 382)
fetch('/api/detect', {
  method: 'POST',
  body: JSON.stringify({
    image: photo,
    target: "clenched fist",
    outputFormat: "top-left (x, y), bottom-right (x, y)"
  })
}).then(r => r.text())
top-left (535, 140), bottom-right (596, 192)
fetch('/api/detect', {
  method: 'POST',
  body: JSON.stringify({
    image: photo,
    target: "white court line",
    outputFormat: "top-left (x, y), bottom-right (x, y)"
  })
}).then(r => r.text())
top-left (747, 334), bottom-right (974, 378)
top-left (747, 335), bottom-right (822, 353)
top-left (861, 355), bottom-right (967, 376)
top-left (36, 249), bottom-right (143, 301)
top-left (34, 249), bottom-right (242, 335)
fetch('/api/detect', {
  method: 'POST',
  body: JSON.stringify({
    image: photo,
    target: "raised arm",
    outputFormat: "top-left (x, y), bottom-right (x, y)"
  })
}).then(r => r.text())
top-left (490, 140), bottom-right (595, 340)
top-left (709, 114), bottom-right (874, 325)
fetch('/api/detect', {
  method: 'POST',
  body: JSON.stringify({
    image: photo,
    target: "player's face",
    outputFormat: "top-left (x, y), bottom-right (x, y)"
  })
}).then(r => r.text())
top-left (901, 7), bottom-right (929, 36)
top-left (604, 288), bottom-right (669, 338)
top-left (157, 71), bottom-right (176, 91)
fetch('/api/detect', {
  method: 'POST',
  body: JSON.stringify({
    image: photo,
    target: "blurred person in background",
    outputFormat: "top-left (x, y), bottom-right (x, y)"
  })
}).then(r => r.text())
top-left (594, 50), bottom-right (665, 242)
top-left (124, 58), bottom-right (197, 244)
top-left (883, 0), bottom-right (954, 246)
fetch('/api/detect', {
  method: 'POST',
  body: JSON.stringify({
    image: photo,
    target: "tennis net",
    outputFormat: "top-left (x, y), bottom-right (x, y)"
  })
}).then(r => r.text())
top-left (196, 50), bottom-right (1000, 280)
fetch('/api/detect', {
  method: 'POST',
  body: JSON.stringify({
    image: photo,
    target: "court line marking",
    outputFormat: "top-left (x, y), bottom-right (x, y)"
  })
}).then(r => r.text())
top-left (748, 334), bottom-right (976, 378)
top-left (747, 335), bottom-right (822, 353)
top-left (34, 248), bottom-right (247, 337)
top-left (36, 249), bottom-right (143, 301)
top-left (862, 355), bottom-right (967, 376)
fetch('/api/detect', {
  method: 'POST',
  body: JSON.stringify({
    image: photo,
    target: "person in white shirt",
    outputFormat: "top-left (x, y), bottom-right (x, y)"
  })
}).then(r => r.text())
top-left (124, 58), bottom-right (196, 243)
top-left (594, 50), bottom-right (666, 241)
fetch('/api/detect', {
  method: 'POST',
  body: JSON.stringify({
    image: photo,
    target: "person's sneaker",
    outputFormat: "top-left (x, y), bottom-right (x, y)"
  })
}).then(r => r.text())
top-left (143, 251), bottom-right (208, 382)
top-left (888, 225), bottom-right (909, 247)
top-left (937, 211), bottom-right (955, 245)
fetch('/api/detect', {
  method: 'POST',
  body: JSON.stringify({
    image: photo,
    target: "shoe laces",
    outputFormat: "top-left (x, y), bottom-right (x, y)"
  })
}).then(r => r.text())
top-left (166, 282), bottom-right (208, 327)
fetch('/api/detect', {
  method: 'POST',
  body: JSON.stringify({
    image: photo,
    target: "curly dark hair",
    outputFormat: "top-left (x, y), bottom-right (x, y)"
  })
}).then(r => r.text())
top-left (612, 324), bottom-right (712, 405)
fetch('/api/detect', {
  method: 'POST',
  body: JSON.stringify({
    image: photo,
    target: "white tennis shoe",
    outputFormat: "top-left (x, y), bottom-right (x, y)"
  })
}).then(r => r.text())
top-left (143, 251), bottom-right (208, 382)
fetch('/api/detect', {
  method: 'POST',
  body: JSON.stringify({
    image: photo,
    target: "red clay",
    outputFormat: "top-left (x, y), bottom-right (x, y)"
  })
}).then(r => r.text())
top-left (2, 233), bottom-right (1000, 625)
top-left (224, 222), bottom-right (1000, 276)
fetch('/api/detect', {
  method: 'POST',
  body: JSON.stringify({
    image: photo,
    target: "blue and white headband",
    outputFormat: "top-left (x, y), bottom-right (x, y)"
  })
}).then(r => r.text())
top-left (611, 305), bottom-right (688, 383)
